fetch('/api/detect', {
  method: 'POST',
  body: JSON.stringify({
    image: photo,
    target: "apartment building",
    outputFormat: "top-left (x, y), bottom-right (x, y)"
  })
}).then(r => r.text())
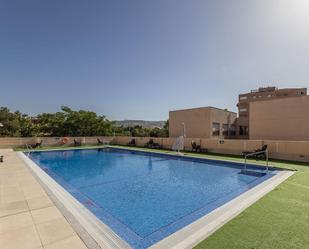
top-left (169, 86), bottom-right (308, 141)
top-left (236, 87), bottom-right (307, 138)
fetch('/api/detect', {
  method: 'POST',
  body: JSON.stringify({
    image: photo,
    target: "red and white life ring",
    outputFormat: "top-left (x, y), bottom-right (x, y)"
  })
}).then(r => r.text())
top-left (61, 137), bottom-right (69, 144)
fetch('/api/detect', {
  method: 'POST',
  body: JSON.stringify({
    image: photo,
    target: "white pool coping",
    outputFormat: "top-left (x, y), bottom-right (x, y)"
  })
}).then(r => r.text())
top-left (18, 151), bottom-right (294, 249)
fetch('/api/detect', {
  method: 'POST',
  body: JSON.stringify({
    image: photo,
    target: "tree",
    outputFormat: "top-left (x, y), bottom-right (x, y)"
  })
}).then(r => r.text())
top-left (15, 111), bottom-right (37, 137)
top-left (0, 107), bottom-right (21, 136)
top-left (36, 106), bottom-right (114, 137)
top-left (0, 106), bottom-right (170, 138)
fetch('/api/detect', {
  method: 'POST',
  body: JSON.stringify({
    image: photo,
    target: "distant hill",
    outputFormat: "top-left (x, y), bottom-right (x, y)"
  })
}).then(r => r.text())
top-left (115, 120), bottom-right (165, 129)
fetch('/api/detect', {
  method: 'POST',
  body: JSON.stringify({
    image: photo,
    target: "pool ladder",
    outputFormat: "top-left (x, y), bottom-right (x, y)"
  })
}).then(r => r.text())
top-left (244, 150), bottom-right (269, 173)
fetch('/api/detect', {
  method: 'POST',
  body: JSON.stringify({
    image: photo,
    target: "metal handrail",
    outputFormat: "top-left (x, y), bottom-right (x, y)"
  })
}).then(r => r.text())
top-left (25, 144), bottom-right (33, 157)
top-left (244, 150), bottom-right (269, 172)
top-left (103, 139), bottom-right (110, 145)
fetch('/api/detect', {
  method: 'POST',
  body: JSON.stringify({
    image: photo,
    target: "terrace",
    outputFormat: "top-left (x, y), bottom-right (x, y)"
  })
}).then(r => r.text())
top-left (0, 144), bottom-right (308, 249)
top-left (2, 0), bottom-right (309, 248)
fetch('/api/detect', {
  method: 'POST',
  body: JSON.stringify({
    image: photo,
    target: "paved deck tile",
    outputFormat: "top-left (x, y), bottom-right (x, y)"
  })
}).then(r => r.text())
top-left (0, 149), bottom-right (89, 249)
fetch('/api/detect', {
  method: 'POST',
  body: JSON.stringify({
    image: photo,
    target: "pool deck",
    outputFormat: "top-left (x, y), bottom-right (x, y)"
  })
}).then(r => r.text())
top-left (0, 149), bottom-right (88, 249)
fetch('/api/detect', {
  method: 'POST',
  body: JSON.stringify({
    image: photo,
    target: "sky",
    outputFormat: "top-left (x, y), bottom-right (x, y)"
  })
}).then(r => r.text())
top-left (1, 0), bottom-right (309, 120)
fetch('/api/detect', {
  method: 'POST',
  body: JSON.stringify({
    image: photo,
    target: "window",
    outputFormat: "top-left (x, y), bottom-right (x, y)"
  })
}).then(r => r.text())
top-left (229, 125), bottom-right (236, 136)
top-left (222, 124), bottom-right (229, 137)
top-left (239, 108), bottom-right (247, 112)
top-left (239, 96), bottom-right (247, 100)
top-left (239, 126), bottom-right (248, 136)
top-left (212, 123), bottom-right (220, 136)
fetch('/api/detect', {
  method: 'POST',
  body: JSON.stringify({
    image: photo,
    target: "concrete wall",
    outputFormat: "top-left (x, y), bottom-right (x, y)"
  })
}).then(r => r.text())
top-left (169, 107), bottom-right (237, 138)
top-left (1, 136), bottom-right (309, 162)
top-left (0, 136), bottom-right (115, 149)
top-left (114, 137), bottom-right (309, 162)
top-left (250, 96), bottom-right (309, 141)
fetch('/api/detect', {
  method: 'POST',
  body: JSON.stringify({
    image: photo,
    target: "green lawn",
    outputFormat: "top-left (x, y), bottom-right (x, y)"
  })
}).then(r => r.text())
top-left (16, 144), bottom-right (309, 249)
top-left (194, 159), bottom-right (309, 249)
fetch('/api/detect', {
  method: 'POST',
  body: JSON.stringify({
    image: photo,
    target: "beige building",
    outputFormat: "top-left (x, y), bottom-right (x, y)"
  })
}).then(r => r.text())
top-left (169, 107), bottom-right (237, 138)
top-left (237, 86), bottom-right (307, 138)
top-left (249, 95), bottom-right (309, 141)
top-left (169, 86), bottom-right (308, 141)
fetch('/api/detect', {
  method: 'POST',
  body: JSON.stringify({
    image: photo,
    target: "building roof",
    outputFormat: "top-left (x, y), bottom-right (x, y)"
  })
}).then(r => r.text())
top-left (249, 94), bottom-right (309, 106)
top-left (169, 106), bottom-right (237, 114)
top-left (239, 87), bottom-right (307, 96)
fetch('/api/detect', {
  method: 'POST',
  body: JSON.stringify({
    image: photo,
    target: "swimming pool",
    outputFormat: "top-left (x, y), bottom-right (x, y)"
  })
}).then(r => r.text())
top-left (28, 148), bottom-right (276, 248)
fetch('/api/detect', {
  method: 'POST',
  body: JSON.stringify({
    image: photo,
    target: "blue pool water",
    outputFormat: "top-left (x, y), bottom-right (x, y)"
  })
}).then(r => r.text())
top-left (28, 148), bottom-right (275, 248)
